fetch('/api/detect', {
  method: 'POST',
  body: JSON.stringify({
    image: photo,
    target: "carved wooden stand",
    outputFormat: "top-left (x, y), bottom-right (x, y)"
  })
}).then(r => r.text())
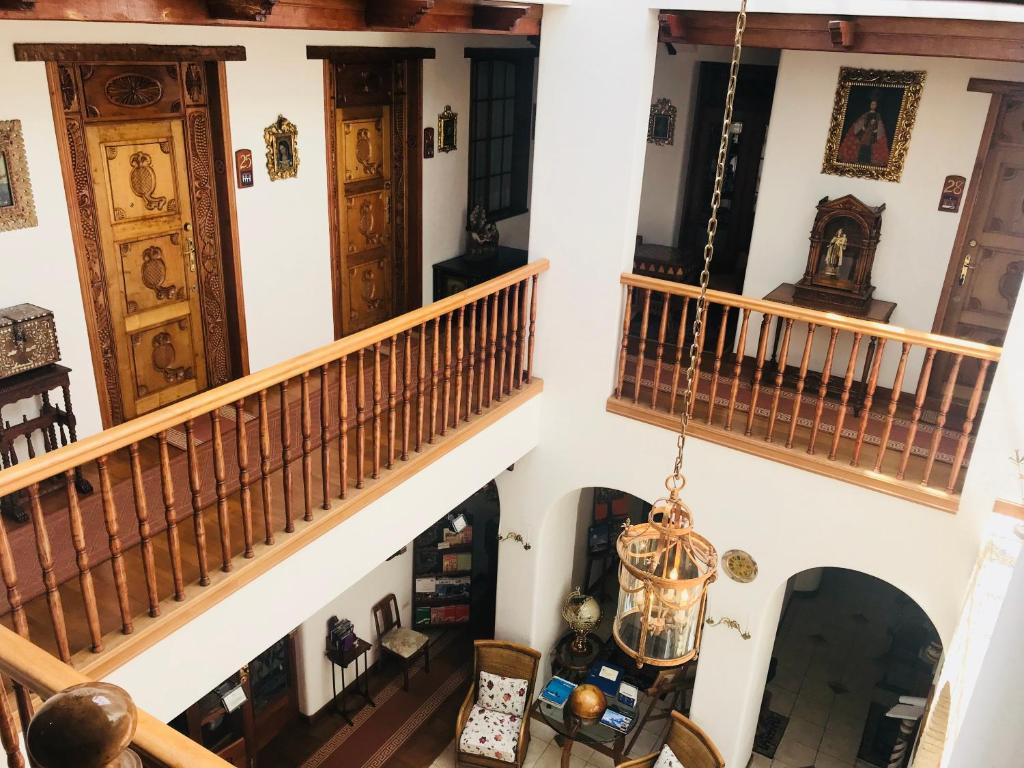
top-left (0, 364), bottom-right (91, 522)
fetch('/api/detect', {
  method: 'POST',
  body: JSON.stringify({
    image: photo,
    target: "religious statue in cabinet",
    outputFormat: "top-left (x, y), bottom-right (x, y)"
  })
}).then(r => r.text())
top-left (794, 194), bottom-right (885, 316)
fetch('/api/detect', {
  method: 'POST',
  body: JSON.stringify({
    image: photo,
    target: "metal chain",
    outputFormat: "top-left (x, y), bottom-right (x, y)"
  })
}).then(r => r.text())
top-left (671, 0), bottom-right (748, 485)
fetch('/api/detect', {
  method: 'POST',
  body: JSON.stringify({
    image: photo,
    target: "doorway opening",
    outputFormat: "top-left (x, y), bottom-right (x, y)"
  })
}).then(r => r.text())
top-left (752, 568), bottom-right (941, 768)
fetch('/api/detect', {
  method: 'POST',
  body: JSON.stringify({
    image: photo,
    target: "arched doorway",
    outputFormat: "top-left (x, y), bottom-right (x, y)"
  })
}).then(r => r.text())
top-left (751, 567), bottom-right (941, 768)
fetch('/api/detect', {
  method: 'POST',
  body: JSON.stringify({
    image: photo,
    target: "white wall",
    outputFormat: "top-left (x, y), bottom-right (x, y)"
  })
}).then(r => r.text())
top-left (0, 20), bottom-right (529, 434)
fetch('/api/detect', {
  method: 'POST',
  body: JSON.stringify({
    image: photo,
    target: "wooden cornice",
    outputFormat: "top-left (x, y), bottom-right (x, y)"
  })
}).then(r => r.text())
top-left (13, 42), bottom-right (247, 62)
top-left (0, 0), bottom-right (542, 35)
top-left (365, 0), bottom-right (434, 28)
top-left (206, 0), bottom-right (276, 22)
top-left (659, 11), bottom-right (1024, 64)
top-left (306, 45), bottom-right (436, 62)
top-left (472, 3), bottom-right (529, 32)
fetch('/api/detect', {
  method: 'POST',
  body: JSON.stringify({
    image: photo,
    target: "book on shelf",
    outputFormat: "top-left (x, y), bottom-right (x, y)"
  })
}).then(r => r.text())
top-left (539, 676), bottom-right (577, 709)
top-left (429, 604), bottom-right (469, 623)
top-left (442, 552), bottom-right (472, 572)
top-left (585, 662), bottom-right (624, 697)
top-left (599, 707), bottom-right (633, 734)
top-left (414, 606), bottom-right (432, 626)
top-left (442, 525), bottom-right (473, 546)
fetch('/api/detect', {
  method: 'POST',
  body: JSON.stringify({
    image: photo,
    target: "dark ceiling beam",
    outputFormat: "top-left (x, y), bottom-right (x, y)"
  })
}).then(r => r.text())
top-left (472, 3), bottom-right (529, 32)
top-left (365, 0), bottom-right (434, 28)
top-left (0, 0), bottom-right (34, 9)
top-left (658, 11), bottom-right (1024, 64)
top-left (14, 42), bottom-right (247, 62)
top-left (206, 0), bottom-right (276, 22)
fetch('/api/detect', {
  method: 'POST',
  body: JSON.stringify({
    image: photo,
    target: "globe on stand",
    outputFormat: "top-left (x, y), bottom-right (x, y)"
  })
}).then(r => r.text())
top-left (561, 587), bottom-right (602, 655)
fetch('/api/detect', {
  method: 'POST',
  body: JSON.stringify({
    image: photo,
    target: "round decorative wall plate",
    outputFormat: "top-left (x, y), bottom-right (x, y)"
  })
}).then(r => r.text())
top-left (722, 549), bottom-right (758, 583)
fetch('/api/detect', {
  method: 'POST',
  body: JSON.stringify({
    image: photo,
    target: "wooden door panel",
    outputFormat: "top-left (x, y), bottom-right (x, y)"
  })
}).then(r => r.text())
top-left (130, 317), bottom-right (200, 412)
top-left (100, 139), bottom-right (182, 223)
top-left (346, 257), bottom-right (391, 332)
top-left (342, 117), bottom-right (388, 183)
top-left (344, 189), bottom-right (391, 255)
top-left (118, 231), bottom-right (188, 317)
top-left (79, 63), bottom-right (184, 122)
top-left (982, 158), bottom-right (1024, 237)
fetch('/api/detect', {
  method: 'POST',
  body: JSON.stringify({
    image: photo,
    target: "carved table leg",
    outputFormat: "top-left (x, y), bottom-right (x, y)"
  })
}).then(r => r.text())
top-left (61, 382), bottom-right (92, 494)
top-left (559, 736), bottom-right (575, 768)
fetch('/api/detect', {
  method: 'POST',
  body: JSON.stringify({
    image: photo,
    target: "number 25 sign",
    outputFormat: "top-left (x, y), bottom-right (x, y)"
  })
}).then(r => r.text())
top-left (235, 148), bottom-right (254, 189)
top-left (938, 174), bottom-right (966, 213)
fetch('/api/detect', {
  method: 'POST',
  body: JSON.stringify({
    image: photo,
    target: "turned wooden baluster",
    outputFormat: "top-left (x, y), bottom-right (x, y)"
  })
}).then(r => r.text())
top-left (257, 391), bottom-right (274, 544)
top-left (947, 359), bottom-right (990, 491)
top-left (687, 302), bottom-right (709, 419)
top-left (454, 307), bottom-right (465, 426)
top-left (725, 307), bottom-right (751, 430)
top-left (706, 306), bottom-right (732, 425)
top-left (745, 314), bottom-right (773, 436)
top-left (128, 444), bottom-right (160, 616)
top-left (478, 295), bottom-right (489, 408)
top-left (922, 354), bottom-right (963, 487)
top-left (279, 380), bottom-right (295, 532)
top-left (417, 324), bottom-right (427, 451)
top-left (0, 673), bottom-right (24, 768)
top-left (874, 343), bottom-right (912, 473)
top-left (441, 315), bottom-right (453, 434)
top-left (96, 456), bottom-right (133, 632)
top-left (430, 317), bottom-right (441, 441)
top-left (157, 433), bottom-right (186, 602)
top-left (766, 318), bottom-right (795, 443)
top-left (388, 336), bottom-right (398, 469)
top-left (487, 293), bottom-right (499, 408)
top-left (614, 285), bottom-right (633, 399)
top-left (827, 333), bottom-right (864, 462)
top-left (211, 410), bottom-right (232, 569)
top-left (320, 366), bottom-right (331, 510)
top-left (808, 328), bottom-right (840, 455)
top-left (0, 517), bottom-right (27, 639)
top-left (651, 292), bottom-right (672, 410)
top-left (507, 282), bottom-right (520, 394)
top-left (669, 298), bottom-right (691, 415)
top-left (64, 469), bottom-right (103, 650)
top-left (338, 357), bottom-right (349, 499)
top-left (356, 350), bottom-right (367, 487)
top-left (898, 348), bottom-right (936, 481)
top-left (467, 303), bottom-right (478, 417)
top-left (372, 342), bottom-right (383, 478)
top-left (633, 289), bottom-right (652, 405)
top-left (183, 421), bottom-right (211, 584)
top-left (234, 400), bottom-right (255, 556)
top-left (851, 339), bottom-right (887, 467)
top-left (300, 371), bottom-right (314, 521)
top-left (527, 274), bottom-right (539, 383)
top-left (26, 484), bottom-right (70, 660)
top-left (497, 288), bottom-right (510, 401)
top-left (517, 277), bottom-right (529, 388)
top-left (786, 324), bottom-right (817, 449)
top-left (402, 332), bottom-right (412, 458)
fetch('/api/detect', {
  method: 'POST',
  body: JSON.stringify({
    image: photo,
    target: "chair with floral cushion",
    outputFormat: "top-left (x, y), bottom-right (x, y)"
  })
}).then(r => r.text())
top-left (372, 593), bottom-right (430, 691)
top-left (455, 640), bottom-right (541, 767)
top-left (615, 710), bottom-right (724, 768)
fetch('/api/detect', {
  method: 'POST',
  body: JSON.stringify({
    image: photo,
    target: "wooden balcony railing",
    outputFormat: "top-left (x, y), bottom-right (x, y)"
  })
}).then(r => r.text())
top-left (0, 623), bottom-right (229, 767)
top-left (609, 273), bottom-right (1002, 511)
top-left (0, 261), bottom-right (547, 675)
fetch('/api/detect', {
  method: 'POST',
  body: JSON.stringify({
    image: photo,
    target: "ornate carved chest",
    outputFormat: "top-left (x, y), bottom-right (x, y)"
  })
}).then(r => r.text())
top-left (0, 304), bottom-right (60, 379)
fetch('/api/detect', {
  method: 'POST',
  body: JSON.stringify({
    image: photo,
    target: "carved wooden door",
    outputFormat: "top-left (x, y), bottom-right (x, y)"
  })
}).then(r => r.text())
top-left (336, 104), bottom-right (394, 335)
top-left (933, 96), bottom-right (1024, 398)
top-left (85, 119), bottom-right (208, 418)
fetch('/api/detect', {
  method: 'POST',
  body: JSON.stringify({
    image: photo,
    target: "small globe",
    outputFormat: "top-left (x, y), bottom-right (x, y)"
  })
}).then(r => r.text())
top-left (561, 587), bottom-right (601, 634)
top-left (569, 684), bottom-right (607, 723)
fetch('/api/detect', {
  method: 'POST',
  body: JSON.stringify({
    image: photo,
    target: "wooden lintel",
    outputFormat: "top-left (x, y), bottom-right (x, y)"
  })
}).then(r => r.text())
top-left (206, 0), bottom-right (276, 22)
top-left (472, 4), bottom-right (529, 32)
top-left (968, 78), bottom-right (1024, 96)
top-left (365, 0), bottom-right (434, 28)
top-left (13, 42), bottom-right (247, 62)
top-left (463, 46), bottom-right (538, 59)
top-left (658, 11), bottom-right (1024, 64)
top-left (306, 45), bottom-right (437, 63)
top-left (0, 0), bottom-right (34, 10)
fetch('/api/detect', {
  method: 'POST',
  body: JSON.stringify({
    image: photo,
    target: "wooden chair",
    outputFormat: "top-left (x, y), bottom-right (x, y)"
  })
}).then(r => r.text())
top-left (624, 664), bottom-right (695, 755)
top-left (372, 593), bottom-right (429, 691)
top-left (616, 710), bottom-right (724, 768)
top-left (455, 640), bottom-right (541, 768)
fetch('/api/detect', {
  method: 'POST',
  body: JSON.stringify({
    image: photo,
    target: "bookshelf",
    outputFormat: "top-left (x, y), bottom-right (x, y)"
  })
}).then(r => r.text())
top-left (412, 516), bottom-right (474, 628)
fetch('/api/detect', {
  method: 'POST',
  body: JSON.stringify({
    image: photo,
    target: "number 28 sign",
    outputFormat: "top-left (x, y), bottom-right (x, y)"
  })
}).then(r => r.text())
top-left (938, 174), bottom-right (966, 213)
top-left (235, 148), bottom-right (254, 189)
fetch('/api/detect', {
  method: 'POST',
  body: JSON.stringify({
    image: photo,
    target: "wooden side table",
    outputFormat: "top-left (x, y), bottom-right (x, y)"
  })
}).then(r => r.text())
top-left (327, 637), bottom-right (374, 725)
top-left (431, 247), bottom-right (529, 301)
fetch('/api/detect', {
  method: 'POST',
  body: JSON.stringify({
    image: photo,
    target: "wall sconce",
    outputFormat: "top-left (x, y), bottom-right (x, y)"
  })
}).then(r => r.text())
top-left (705, 615), bottom-right (751, 640)
top-left (497, 531), bottom-right (531, 550)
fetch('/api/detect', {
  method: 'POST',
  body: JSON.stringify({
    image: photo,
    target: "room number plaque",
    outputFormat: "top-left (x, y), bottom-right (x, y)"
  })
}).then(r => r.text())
top-left (235, 148), bottom-right (254, 188)
top-left (938, 174), bottom-right (966, 213)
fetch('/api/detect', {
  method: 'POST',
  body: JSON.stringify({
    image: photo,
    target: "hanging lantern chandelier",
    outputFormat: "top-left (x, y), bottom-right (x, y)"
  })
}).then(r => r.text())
top-left (612, 0), bottom-right (747, 669)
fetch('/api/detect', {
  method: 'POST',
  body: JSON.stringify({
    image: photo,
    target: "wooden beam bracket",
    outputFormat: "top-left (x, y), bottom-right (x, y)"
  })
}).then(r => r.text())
top-left (473, 3), bottom-right (529, 32)
top-left (0, 0), bottom-right (34, 10)
top-left (365, 0), bottom-right (434, 29)
top-left (205, 0), bottom-right (277, 22)
top-left (828, 19), bottom-right (855, 49)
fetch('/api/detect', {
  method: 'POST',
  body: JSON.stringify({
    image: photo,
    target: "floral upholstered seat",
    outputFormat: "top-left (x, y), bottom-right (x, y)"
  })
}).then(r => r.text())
top-left (458, 704), bottom-right (522, 763)
top-left (381, 627), bottom-right (429, 659)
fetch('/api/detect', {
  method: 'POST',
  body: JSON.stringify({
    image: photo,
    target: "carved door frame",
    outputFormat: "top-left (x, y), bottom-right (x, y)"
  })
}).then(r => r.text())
top-left (22, 44), bottom-right (249, 427)
top-left (316, 47), bottom-right (430, 339)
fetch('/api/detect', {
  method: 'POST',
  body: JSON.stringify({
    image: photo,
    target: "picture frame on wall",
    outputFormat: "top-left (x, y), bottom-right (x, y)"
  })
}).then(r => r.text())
top-left (438, 105), bottom-right (457, 153)
top-left (821, 67), bottom-right (926, 183)
top-left (0, 120), bottom-right (38, 232)
top-left (264, 114), bottom-right (300, 181)
top-left (647, 98), bottom-right (677, 146)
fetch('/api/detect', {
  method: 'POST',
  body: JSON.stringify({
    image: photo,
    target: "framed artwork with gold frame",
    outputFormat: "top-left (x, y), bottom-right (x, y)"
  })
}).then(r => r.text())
top-left (264, 114), bottom-right (299, 181)
top-left (822, 67), bottom-right (925, 183)
top-left (438, 105), bottom-right (457, 153)
top-left (648, 98), bottom-right (677, 146)
top-left (0, 120), bottom-right (38, 232)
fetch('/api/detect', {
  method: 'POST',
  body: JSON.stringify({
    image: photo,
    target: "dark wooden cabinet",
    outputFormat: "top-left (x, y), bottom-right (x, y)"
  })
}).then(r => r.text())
top-left (432, 247), bottom-right (528, 301)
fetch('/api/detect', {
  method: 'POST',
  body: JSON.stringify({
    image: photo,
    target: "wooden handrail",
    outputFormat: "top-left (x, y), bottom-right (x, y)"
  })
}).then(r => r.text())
top-left (0, 625), bottom-right (231, 768)
top-left (620, 273), bottom-right (1002, 361)
top-left (0, 260), bottom-right (549, 496)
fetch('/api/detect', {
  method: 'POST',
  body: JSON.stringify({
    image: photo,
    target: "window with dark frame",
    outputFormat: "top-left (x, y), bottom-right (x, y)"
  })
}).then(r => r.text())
top-left (468, 51), bottom-right (534, 221)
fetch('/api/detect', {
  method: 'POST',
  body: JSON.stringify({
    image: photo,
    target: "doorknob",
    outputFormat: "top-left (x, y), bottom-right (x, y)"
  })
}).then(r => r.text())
top-left (959, 251), bottom-right (974, 286)
top-left (183, 222), bottom-right (198, 274)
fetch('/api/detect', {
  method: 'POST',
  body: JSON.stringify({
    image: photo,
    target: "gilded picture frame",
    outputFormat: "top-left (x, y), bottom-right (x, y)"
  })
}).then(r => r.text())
top-left (822, 67), bottom-right (925, 183)
top-left (0, 120), bottom-right (38, 232)
top-left (647, 98), bottom-right (677, 146)
top-left (264, 114), bottom-right (299, 181)
top-left (438, 105), bottom-right (457, 153)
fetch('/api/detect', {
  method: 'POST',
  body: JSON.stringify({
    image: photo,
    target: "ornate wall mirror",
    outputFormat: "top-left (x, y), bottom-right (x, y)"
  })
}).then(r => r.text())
top-left (647, 98), bottom-right (677, 146)
top-left (264, 114), bottom-right (299, 180)
top-left (0, 120), bottom-right (38, 231)
top-left (438, 105), bottom-right (457, 153)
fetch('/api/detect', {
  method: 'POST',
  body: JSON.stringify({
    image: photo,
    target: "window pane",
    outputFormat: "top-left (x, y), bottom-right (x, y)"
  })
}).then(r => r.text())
top-left (476, 62), bottom-right (490, 99)
top-left (489, 175), bottom-right (501, 210)
top-left (489, 101), bottom-right (504, 140)
top-left (502, 137), bottom-right (514, 173)
top-left (492, 61), bottom-right (506, 99)
top-left (504, 97), bottom-right (515, 134)
top-left (501, 174), bottom-right (512, 209)
top-left (489, 138), bottom-right (502, 175)
top-left (474, 141), bottom-right (488, 177)
top-left (473, 179), bottom-right (487, 208)
top-left (506, 63), bottom-right (516, 97)
top-left (473, 107), bottom-right (488, 140)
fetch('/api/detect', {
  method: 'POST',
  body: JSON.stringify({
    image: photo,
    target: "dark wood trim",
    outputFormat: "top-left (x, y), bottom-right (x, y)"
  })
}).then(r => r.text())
top-left (306, 45), bottom-right (436, 63)
top-left (323, 60), bottom-right (344, 341)
top-left (14, 43), bottom-right (246, 62)
top-left (206, 0), bottom-right (276, 22)
top-left (929, 90), bottom-right (1003, 337)
top-left (659, 11), bottom-right (1024, 63)
top-left (365, 0), bottom-right (432, 29)
top-left (407, 58), bottom-right (424, 312)
top-left (472, 4), bottom-right (528, 32)
top-left (968, 78), bottom-right (1024, 96)
top-left (0, 0), bottom-right (34, 10)
top-left (463, 46), bottom-right (538, 59)
top-left (207, 61), bottom-right (251, 377)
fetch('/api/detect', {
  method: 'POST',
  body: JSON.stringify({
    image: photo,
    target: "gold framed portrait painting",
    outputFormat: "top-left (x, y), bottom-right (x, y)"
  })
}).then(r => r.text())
top-left (0, 120), bottom-right (38, 232)
top-left (264, 114), bottom-right (299, 181)
top-left (822, 67), bottom-right (925, 183)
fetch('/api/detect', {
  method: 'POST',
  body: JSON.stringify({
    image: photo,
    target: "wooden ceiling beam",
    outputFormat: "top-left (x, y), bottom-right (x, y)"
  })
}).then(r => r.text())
top-left (0, 0), bottom-right (34, 9)
top-left (206, 0), bottom-right (276, 22)
top-left (365, 0), bottom-right (434, 28)
top-left (658, 11), bottom-right (1024, 64)
top-left (472, 3), bottom-right (529, 32)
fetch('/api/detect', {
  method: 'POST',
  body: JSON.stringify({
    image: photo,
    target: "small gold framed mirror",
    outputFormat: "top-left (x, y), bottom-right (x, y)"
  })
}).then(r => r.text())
top-left (438, 105), bottom-right (457, 153)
